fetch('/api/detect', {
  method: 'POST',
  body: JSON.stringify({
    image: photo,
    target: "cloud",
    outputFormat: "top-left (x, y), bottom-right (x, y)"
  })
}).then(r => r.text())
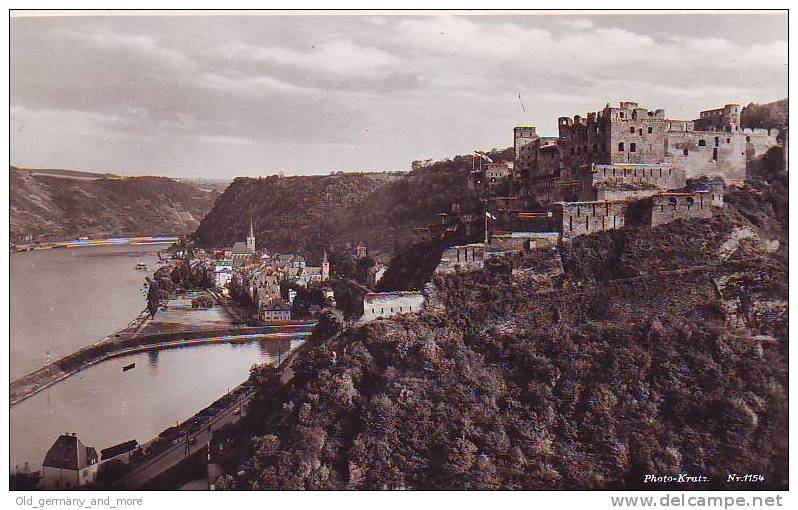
top-left (220, 39), bottom-right (401, 77)
top-left (558, 18), bottom-right (594, 29)
top-left (9, 13), bottom-right (788, 178)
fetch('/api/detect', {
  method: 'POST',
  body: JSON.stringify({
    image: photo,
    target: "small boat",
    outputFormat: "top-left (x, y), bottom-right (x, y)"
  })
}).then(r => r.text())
top-left (135, 261), bottom-right (148, 270)
top-left (123, 363), bottom-right (136, 372)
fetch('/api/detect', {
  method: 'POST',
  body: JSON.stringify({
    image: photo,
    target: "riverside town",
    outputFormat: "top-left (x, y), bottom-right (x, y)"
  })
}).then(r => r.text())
top-left (7, 8), bottom-right (791, 506)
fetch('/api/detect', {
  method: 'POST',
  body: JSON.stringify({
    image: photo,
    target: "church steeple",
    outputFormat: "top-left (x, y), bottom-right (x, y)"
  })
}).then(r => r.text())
top-left (321, 249), bottom-right (330, 282)
top-left (247, 217), bottom-right (256, 252)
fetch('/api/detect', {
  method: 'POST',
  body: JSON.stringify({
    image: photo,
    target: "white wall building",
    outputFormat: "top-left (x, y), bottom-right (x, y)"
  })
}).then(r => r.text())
top-left (362, 291), bottom-right (424, 322)
top-left (40, 434), bottom-right (98, 490)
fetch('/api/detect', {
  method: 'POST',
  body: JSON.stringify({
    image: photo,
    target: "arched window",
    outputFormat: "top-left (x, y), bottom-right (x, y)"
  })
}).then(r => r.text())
top-left (746, 136), bottom-right (751, 142)
top-left (648, 126), bottom-right (654, 134)
top-left (630, 126), bottom-right (635, 133)
top-left (618, 142), bottom-right (624, 152)
top-left (698, 139), bottom-right (706, 146)
top-left (630, 143), bottom-right (637, 153)
top-left (683, 148), bottom-right (689, 156)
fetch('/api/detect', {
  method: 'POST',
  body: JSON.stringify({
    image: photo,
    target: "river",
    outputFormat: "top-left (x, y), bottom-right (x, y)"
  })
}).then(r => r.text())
top-left (10, 244), bottom-right (303, 473)
top-left (10, 244), bottom-right (161, 380)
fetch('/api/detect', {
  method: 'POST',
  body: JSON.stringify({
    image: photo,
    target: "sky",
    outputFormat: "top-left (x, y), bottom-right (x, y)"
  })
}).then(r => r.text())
top-left (10, 11), bottom-right (788, 179)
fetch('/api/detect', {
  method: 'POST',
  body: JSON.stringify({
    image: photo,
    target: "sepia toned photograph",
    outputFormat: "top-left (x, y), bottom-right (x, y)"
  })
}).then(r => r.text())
top-left (7, 7), bottom-right (790, 502)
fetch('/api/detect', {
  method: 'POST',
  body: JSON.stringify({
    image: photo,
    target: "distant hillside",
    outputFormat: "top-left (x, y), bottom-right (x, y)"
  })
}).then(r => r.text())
top-left (192, 172), bottom-right (402, 257)
top-left (193, 149), bottom-right (513, 260)
top-left (10, 166), bottom-right (219, 242)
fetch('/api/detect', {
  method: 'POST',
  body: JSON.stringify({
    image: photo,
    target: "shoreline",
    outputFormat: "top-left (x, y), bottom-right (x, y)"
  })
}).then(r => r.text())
top-left (114, 326), bottom-right (331, 489)
top-left (10, 236), bottom-right (178, 253)
top-left (9, 321), bottom-right (316, 406)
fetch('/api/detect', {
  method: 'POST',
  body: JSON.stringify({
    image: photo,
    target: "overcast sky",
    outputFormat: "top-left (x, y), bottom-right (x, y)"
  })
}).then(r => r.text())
top-left (11, 11), bottom-right (788, 178)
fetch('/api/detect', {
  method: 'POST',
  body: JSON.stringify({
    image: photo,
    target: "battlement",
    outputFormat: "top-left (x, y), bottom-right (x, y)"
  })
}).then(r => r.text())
top-left (601, 101), bottom-right (667, 121)
top-left (592, 162), bottom-right (685, 191)
top-left (651, 191), bottom-right (716, 227)
top-left (549, 200), bottom-right (629, 240)
top-left (742, 127), bottom-right (780, 137)
top-left (514, 126), bottom-right (538, 137)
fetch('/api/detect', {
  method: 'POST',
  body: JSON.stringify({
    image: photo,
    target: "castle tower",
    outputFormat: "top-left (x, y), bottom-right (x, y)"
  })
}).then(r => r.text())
top-left (321, 249), bottom-right (330, 282)
top-left (247, 218), bottom-right (256, 252)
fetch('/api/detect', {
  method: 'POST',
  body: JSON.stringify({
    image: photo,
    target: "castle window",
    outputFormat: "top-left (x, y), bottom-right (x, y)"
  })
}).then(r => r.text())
top-left (698, 139), bottom-right (706, 146)
top-left (713, 148), bottom-right (718, 161)
top-left (746, 136), bottom-right (751, 142)
top-left (618, 142), bottom-right (624, 152)
top-left (639, 129), bottom-right (643, 136)
top-left (630, 127), bottom-right (635, 133)
top-left (630, 143), bottom-right (637, 153)
top-left (648, 126), bottom-right (653, 134)
top-left (727, 138), bottom-right (731, 143)
top-left (620, 112), bottom-right (625, 119)
top-left (714, 137), bottom-right (719, 147)
top-left (683, 148), bottom-right (689, 156)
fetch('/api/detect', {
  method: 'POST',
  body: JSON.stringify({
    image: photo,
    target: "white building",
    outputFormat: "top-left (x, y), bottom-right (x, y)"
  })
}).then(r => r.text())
top-left (40, 433), bottom-right (98, 490)
top-left (362, 291), bottom-right (424, 322)
top-left (214, 261), bottom-right (233, 288)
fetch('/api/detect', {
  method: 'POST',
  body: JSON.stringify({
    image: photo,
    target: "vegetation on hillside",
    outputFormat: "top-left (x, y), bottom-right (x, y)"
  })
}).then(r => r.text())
top-left (206, 147), bottom-right (788, 490)
top-left (10, 167), bottom-right (218, 242)
top-left (192, 173), bottom-right (399, 258)
top-left (193, 148), bottom-right (513, 260)
top-left (741, 98), bottom-right (788, 132)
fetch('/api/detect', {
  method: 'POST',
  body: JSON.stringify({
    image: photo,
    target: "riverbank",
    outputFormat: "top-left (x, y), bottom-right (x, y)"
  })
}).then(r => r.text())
top-left (10, 321), bottom-right (315, 406)
top-left (10, 236), bottom-right (178, 253)
top-left (112, 323), bottom-right (333, 489)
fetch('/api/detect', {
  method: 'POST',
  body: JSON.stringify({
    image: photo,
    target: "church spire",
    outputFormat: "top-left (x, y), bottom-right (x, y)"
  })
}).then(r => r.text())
top-left (247, 216), bottom-right (256, 252)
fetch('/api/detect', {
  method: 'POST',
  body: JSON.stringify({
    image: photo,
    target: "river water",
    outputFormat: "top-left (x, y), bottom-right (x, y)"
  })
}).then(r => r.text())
top-left (10, 245), bottom-right (302, 473)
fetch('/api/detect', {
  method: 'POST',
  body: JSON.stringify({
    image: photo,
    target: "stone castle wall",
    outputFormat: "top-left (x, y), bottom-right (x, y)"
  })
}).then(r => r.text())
top-left (549, 201), bottom-right (629, 241)
top-left (362, 292), bottom-right (425, 322)
top-left (650, 192), bottom-right (717, 227)
top-left (435, 243), bottom-right (486, 274)
top-left (592, 163), bottom-right (686, 189)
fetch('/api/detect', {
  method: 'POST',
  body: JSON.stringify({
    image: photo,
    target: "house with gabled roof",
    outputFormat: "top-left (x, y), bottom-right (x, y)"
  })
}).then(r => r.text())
top-left (40, 433), bottom-right (98, 490)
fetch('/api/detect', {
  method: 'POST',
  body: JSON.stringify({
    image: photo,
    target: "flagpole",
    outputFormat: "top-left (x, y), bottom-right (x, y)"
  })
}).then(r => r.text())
top-left (485, 200), bottom-right (489, 245)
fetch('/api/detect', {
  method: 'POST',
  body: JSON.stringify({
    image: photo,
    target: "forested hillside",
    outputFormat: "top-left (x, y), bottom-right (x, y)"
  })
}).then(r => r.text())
top-left (207, 147), bottom-right (788, 490)
top-left (192, 149), bottom-right (513, 260)
top-left (10, 166), bottom-right (219, 242)
top-left (741, 98), bottom-right (788, 132)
